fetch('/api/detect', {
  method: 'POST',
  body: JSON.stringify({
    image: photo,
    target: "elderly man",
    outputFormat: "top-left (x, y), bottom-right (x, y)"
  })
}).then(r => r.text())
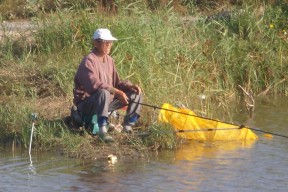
top-left (73, 28), bottom-right (143, 142)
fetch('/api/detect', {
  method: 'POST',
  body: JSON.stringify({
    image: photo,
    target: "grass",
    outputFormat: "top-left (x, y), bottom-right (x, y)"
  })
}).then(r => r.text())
top-left (0, 1), bottom-right (287, 158)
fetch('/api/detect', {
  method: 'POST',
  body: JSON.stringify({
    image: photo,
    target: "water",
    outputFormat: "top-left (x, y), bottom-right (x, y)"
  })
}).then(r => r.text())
top-left (1, 96), bottom-right (288, 192)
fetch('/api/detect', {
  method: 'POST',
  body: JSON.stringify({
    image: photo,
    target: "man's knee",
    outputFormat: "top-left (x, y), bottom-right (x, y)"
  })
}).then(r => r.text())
top-left (97, 89), bottom-right (110, 99)
top-left (80, 89), bottom-right (110, 111)
top-left (128, 92), bottom-right (143, 101)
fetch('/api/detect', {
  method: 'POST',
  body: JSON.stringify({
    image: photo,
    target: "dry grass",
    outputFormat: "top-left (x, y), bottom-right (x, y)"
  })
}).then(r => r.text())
top-left (65, 132), bottom-right (151, 160)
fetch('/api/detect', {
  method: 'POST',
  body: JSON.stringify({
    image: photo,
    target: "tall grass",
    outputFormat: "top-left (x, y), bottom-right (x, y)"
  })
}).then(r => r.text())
top-left (0, 1), bottom-right (287, 150)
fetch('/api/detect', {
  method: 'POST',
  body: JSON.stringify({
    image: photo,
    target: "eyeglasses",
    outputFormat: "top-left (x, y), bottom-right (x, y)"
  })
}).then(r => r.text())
top-left (96, 39), bottom-right (113, 44)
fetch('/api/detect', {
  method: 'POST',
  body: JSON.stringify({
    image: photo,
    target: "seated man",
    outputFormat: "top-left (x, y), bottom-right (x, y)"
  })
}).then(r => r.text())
top-left (73, 28), bottom-right (143, 142)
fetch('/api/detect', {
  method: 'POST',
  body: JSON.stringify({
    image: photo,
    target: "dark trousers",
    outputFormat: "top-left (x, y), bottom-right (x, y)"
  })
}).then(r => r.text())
top-left (77, 89), bottom-right (143, 120)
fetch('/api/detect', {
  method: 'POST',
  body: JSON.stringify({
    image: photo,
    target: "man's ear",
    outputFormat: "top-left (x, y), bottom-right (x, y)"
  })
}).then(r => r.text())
top-left (92, 40), bottom-right (97, 47)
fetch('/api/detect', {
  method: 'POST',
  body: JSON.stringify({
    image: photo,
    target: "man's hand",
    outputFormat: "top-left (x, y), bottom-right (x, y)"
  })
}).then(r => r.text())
top-left (114, 89), bottom-right (129, 104)
top-left (127, 84), bottom-right (141, 94)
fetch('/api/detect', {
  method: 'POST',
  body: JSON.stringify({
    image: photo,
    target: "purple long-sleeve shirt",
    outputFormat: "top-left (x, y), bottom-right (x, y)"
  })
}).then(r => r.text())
top-left (73, 49), bottom-right (131, 104)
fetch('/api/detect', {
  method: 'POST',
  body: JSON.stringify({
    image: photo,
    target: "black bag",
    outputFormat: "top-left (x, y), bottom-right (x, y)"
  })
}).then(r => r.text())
top-left (70, 106), bottom-right (84, 128)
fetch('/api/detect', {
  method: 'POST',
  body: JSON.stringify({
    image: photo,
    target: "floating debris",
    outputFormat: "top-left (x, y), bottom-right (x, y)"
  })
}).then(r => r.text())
top-left (107, 154), bottom-right (117, 164)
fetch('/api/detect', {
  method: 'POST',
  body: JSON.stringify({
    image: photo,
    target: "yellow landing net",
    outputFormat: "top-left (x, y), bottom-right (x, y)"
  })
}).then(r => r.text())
top-left (158, 103), bottom-right (258, 141)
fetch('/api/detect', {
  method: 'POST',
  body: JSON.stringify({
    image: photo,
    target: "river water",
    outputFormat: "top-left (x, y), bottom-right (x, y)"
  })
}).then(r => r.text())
top-left (1, 96), bottom-right (288, 192)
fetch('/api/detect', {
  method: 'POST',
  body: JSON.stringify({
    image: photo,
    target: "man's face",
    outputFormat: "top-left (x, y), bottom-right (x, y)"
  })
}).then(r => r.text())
top-left (94, 39), bottom-right (113, 56)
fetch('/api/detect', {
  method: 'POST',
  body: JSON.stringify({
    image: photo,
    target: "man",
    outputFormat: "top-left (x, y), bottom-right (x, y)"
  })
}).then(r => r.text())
top-left (73, 28), bottom-right (143, 142)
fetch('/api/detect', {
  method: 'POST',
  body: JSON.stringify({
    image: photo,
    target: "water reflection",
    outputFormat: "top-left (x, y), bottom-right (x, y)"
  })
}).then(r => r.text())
top-left (174, 140), bottom-right (256, 161)
top-left (75, 158), bottom-right (152, 191)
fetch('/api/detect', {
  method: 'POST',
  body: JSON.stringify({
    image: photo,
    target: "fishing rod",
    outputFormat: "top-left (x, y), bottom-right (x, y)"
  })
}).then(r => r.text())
top-left (29, 113), bottom-right (37, 156)
top-left (130, 101), bottom-right (288, 139)
top-left (28, 113), bottom-right (37, 175)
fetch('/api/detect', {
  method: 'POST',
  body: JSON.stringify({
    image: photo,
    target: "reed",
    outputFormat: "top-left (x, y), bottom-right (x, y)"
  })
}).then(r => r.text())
top-left (0, 101), bottom-right (32, 145)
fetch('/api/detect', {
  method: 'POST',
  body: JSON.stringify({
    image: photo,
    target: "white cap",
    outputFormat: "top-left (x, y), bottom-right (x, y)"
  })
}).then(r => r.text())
top-left (92, 28), bottom-right (117, 41)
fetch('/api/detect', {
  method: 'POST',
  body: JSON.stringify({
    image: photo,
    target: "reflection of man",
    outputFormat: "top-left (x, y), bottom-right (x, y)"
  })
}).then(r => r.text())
top-left (73, 28), bottom-right (143, 142)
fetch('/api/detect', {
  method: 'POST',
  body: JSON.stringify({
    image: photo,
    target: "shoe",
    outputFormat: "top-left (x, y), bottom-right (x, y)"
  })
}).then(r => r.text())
top-left (99, 125), bottom-right (108, 134)
top-left (122, 125), bottom-right (133, 134)
top-left (123, 114), bottom-right (138, 134)
top-left (99, 125), bottom-right (114, 142)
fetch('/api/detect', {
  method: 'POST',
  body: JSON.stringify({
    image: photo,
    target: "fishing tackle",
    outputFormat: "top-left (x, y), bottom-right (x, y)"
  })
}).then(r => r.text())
top-left (130, 101), bottom-right (288, 139)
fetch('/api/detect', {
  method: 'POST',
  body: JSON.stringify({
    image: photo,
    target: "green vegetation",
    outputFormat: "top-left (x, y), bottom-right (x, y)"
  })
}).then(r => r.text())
top-left (0, 1), bottom-right (287, 158)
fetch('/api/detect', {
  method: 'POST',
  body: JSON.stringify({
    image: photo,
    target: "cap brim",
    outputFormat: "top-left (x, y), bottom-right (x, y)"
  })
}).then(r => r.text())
top-left (94, 36), bottom-right (117, 41)
top-left (104, 37), bottom-right (118, 41)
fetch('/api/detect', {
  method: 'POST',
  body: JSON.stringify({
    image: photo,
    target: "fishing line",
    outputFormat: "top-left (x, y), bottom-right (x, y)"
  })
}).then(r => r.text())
top-left (130, 101), bottom-right (288, 139)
